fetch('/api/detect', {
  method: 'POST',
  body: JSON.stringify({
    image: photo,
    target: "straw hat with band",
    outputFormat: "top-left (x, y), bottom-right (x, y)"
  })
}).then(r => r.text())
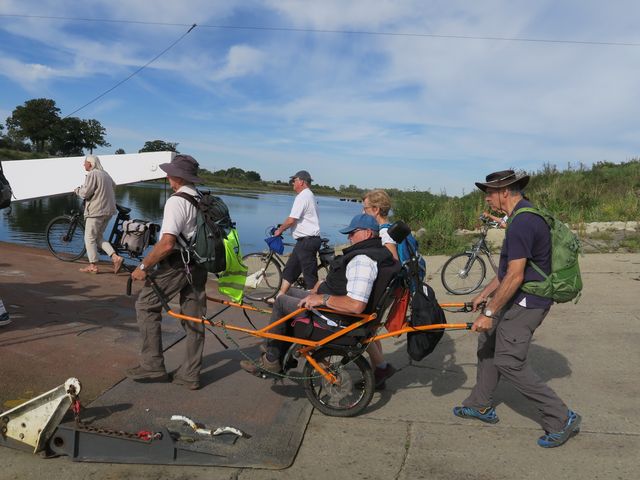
top-left (475, 169), bottom-right (529, 193)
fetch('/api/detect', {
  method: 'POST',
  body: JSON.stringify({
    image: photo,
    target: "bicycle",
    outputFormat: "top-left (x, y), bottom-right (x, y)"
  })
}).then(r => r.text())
top-left (242, 230), bottom-right (335, 302)
top-left (45, 201), bottom-right (157, 262)
top-left (440, 215), bottom-right (501, 295)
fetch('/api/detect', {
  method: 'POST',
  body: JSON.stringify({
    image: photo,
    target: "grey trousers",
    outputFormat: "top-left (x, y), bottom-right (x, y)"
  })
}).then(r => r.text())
top-left (84, 215), bottom-right (115, 263)
top-left (135, 259), bottom-right (207, 381)
top-left (266, 288), bottom-right (309, 360)
top-left (463, 304), bottom-right (569, 432)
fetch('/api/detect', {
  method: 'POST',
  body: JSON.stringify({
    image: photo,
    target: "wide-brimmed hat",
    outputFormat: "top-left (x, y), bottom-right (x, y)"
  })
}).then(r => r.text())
top-left (160, 154), bottom-right (203, 183)
top-left (339, 214), bottom-right (380, 234)
top-left (475, 169), bottom-right (530, 192)
top-left (289, 170), bottom-right (313, 184)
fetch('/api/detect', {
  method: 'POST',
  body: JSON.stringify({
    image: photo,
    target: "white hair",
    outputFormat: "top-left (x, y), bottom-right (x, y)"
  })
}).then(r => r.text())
top-left (85, 154), bottom-right (104, 171)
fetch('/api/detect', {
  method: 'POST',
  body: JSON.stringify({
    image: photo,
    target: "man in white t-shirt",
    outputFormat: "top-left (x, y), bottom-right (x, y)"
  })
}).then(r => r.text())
top-left (126, 155), bottom-right (207, 391)
top-left (272, 170), bottom-right (321, 297)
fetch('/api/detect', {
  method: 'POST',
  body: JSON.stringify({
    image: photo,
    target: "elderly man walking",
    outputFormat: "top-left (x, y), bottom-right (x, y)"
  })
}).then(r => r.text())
top-left (452, 170), bottom-right (581, 448)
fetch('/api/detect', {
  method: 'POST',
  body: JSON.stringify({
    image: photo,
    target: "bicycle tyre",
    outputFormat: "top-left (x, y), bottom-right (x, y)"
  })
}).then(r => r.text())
top-left (441, 252), bottom-right (487, 295)
top-left (303, 348), bottom-right (374, 417)
top-left (242, 252), bottom-right (282, 301)
top-left (46, 216), bottom-right (86, 262)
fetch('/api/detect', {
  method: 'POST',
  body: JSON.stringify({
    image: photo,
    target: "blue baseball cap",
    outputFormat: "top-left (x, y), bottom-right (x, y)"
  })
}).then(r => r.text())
top-left (339, 214), bottom-right (380, 234)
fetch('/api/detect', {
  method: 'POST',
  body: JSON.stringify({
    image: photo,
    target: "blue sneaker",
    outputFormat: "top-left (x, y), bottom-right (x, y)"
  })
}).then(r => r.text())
top-left (452, 406), bottom-right (499, 424)
top-left (537, 410), bottom-right (582, 448)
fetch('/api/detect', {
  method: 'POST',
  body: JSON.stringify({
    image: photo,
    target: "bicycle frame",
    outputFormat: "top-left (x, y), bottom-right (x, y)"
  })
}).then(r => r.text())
top-left (466, 226), bottom-right (498, 274)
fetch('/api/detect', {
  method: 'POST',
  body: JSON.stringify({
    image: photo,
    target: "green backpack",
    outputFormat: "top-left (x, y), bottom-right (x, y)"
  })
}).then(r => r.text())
top-left (508, 207), bottom-right (583, 303)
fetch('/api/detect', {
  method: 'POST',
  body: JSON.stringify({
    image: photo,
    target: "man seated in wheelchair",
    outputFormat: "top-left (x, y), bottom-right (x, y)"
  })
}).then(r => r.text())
top-left (241, 213), bottom-right (400, 375)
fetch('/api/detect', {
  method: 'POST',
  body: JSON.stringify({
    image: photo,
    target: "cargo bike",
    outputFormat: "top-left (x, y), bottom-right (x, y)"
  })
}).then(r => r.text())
top-left (146, 221), bottom-right (478, 417)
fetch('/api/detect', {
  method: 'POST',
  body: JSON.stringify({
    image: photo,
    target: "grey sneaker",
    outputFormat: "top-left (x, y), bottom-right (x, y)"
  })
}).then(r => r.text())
top-left (0, 317), bottom-right (11, 327)
top-left (126, 365), bottom-right (168, 381)
top-left (240, 353), bottom-right (281, 375)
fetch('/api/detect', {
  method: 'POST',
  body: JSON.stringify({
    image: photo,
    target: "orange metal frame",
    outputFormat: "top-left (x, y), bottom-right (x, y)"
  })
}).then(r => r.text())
top-left (165, 294), bottom-right (473, 384)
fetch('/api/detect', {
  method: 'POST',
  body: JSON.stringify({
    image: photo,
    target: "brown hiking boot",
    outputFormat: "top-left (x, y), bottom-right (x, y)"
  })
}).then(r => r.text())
top-left (240, 353), bottom-right (281, 375)
top-left (125, 365), bottom-right (169, 382)
top-left (171, 374), bottom-right (200, 390)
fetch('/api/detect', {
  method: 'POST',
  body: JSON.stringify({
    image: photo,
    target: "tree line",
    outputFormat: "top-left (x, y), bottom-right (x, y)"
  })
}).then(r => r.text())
top-left (0, 98), bottom-right (110, 155)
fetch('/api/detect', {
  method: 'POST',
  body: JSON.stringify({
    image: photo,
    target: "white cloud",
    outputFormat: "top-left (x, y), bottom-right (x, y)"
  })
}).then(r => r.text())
top-left (3, 1), bottom-right (640, 193)
top-left (211, 45), bottom-right (266, 81)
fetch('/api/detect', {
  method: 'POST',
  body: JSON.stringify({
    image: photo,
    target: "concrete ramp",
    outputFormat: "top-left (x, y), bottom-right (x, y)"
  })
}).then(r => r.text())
top-left (66, 335), bottom-right (313, 468)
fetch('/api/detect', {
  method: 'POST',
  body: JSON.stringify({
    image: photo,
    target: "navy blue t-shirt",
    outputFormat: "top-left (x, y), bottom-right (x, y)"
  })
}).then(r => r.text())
top-left (498, 199), bottom-right (553, 309)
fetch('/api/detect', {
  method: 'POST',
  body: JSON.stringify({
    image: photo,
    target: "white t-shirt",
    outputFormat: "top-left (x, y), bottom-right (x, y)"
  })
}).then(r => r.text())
top-left (289, 187), bottom-right (320, 239)
top-left (159, 185), bottom-right (198, 243)
top-left (379, 226), bottom-right (397, 247)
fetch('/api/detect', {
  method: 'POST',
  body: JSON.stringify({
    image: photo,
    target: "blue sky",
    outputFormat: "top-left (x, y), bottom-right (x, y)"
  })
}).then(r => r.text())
top-left (1, 1), bottom-right (640, 195)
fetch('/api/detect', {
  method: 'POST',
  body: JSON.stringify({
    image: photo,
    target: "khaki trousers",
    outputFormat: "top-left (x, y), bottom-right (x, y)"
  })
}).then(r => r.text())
top-left (135, 258), bottom-right (207, 381)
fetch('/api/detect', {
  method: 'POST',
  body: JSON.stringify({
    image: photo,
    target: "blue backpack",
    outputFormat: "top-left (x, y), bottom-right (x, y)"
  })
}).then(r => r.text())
top-left (382, 224), bottom-right (426, 289)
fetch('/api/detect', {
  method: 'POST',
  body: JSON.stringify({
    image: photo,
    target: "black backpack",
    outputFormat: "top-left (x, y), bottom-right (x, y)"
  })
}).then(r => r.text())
top-left (0, 161), bottom-right (13, 210)
top-left (173, 191), bottom-right (234, 274)
top-left (406, 283), bottom-right (447, 361)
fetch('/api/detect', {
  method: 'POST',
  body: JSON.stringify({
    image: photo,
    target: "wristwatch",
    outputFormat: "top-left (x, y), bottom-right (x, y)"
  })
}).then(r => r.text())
top-left (321, 294), bottom-right (330, 307)
top-left (139, 263), bottom-right (146, 271)
top-left (484, 308), bottom-right (495, 318)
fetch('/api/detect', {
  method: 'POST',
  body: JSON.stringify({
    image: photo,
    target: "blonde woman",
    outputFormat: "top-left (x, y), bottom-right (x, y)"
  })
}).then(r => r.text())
top-left (362, 189), bottom-right (398, 389)
top-left (74, 155), bottom-right (124, 274)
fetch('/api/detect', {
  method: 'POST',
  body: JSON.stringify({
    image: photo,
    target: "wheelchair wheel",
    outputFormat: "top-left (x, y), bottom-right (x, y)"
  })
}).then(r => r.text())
top-left (242, 252), bottom-right (282, 301)
top-left (46, 215), bottom-right (86, 262)
top-left (441, 252), bottom-right (486, 295)
top-left (303, 348), bottom-right (374, 417)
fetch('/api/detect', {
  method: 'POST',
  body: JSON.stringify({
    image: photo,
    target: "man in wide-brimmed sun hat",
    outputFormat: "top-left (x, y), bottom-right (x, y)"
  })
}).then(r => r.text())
top-left (453, 169), bottom-right (581, 449)
top-left (126, 154), bottom-right (207, 391)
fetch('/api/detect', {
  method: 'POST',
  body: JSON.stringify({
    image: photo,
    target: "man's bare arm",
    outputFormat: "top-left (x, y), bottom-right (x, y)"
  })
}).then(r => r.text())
top-left (274, 217), bottom-right (296, 237)
top-left (298, 293), bottom-right (367, 315)
top-left (131, 233), bottom-right (177, 281)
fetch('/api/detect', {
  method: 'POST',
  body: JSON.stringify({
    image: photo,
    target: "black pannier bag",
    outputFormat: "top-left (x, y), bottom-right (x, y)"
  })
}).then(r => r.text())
top-left (120, 220), bottom-right (158, 256)
top-left (406, 283), bottom-right (447, 361)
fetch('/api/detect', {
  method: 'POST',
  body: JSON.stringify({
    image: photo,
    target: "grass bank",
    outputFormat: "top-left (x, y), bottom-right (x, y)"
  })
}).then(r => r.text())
top-left (391, 160), bottom-right (640, 255)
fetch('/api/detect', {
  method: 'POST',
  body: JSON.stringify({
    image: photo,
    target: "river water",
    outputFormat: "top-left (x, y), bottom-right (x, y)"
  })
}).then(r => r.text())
top-left (0, 183), bottom-right (363, 258)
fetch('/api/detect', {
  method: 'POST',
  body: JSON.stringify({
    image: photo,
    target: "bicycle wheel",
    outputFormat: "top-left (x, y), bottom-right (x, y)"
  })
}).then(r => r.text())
top-left (303, 348), bottom-right (374, 417)
top-left (242, 252), bottom-right (282, 301)
top-left (441, 252), bottom-right (487, 295)
top-left (46, 216), bottom-right (86, 262)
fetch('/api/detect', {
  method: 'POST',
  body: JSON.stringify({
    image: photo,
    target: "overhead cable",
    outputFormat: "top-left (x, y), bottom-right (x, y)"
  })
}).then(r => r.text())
top-left (64, 23), bottom-right (197, 118)
top-left (1, 13), bottom-right (638, 48)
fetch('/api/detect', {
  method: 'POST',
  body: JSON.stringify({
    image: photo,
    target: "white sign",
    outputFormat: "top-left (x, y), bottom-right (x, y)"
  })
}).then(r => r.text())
top-left (3, 152), bottom-right (173, 202)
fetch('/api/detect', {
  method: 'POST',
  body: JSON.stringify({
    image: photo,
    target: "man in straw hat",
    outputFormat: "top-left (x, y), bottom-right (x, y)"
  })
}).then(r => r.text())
top-left (452, 169), bottom-right (581, 448)
top-left (126, 154), bottom-right (207, 390)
